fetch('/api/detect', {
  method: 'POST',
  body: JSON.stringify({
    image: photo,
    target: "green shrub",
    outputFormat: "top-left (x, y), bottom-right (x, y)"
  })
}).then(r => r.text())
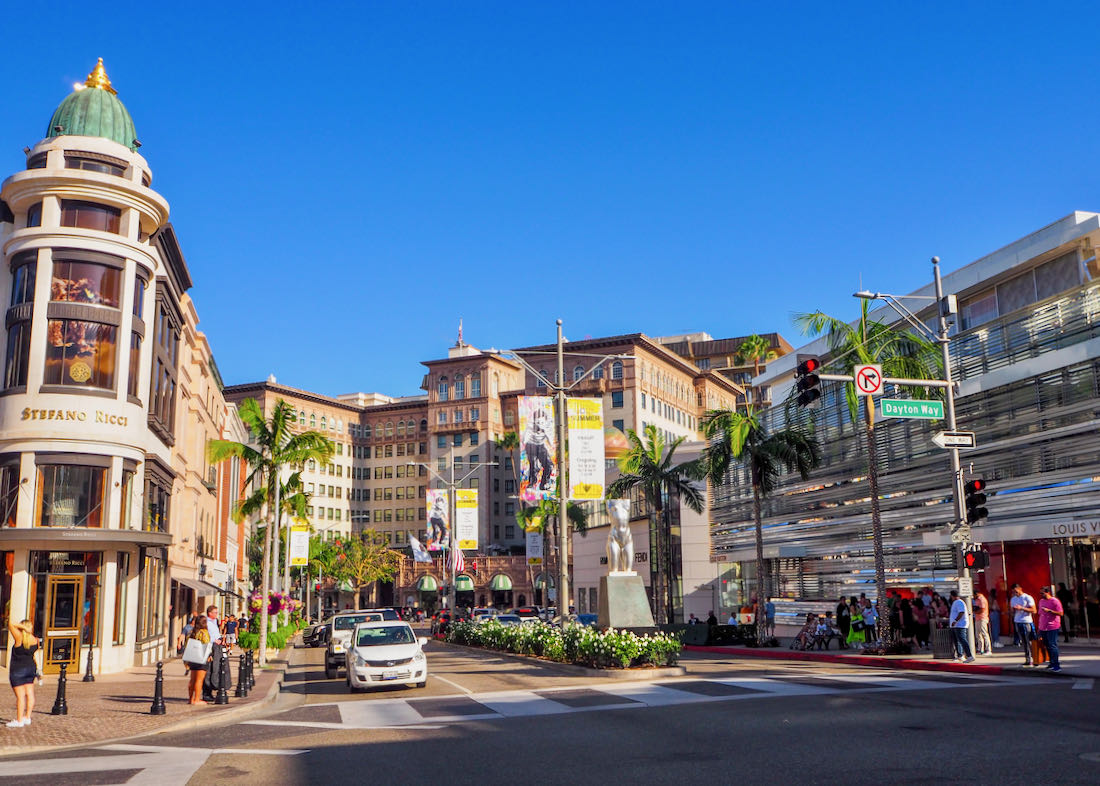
top-left (236, 623), bottom-right (299, 652)
top-left (445, 620), bottom-right (681, 670)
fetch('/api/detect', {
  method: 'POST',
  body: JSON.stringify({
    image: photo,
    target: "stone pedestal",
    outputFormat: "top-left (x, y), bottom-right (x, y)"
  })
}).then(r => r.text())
top-left (597, 573), bottom-right (655, 629)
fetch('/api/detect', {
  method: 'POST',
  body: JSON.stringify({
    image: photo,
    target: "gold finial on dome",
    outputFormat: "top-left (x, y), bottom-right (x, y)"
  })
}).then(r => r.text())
top-left (83, 58), bottom-right (117, 94)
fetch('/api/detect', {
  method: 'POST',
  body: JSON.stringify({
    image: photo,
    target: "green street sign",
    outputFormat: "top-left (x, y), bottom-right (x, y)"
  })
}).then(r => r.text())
top-left (880, 398), bottom-right (944, 420)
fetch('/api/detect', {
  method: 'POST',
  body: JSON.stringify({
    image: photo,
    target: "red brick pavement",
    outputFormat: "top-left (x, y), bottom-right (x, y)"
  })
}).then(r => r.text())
top-left (0, 651), bottom-right (288, 754)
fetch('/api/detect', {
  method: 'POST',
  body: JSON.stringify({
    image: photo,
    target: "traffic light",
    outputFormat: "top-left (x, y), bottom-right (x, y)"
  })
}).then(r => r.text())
top-left (314, 582), bottom-right (322, 593)
top-left (963, 548), bottom-right (990, 570)
top-left (469, 560), bottom-right (478, 576)
top-left (795, 356), bottom-right (822, 408)
top-left (965, 478), bottom-right (988, 523)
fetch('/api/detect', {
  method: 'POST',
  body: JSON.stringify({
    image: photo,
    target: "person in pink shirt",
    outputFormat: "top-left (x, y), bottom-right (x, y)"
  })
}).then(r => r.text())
top-left (1037, 586), bottom-right (1064, 672)
top-left (973, 592), bottom-right (991, 654)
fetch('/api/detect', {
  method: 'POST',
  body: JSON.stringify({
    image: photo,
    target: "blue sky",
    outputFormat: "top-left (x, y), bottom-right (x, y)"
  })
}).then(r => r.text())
top-left (3, 2), bottom-right (1094, 397)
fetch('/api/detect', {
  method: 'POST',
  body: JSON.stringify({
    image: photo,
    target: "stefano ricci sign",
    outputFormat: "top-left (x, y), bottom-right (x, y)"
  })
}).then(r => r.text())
top-left (20, 406), bottom-right (129, 427)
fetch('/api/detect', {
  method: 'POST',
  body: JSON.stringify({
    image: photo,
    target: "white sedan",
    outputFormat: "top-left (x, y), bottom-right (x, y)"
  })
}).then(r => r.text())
top-left (346, 621), bottom-right (429, 691)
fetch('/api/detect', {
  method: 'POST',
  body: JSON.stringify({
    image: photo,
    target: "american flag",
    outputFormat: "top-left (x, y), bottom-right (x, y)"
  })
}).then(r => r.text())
top-left (451, 546), bottom-right (465, 575)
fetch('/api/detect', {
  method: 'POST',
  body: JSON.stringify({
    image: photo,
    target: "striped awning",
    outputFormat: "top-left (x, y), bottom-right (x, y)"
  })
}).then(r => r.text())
top-left (489, 574), bottom-right (513, 592)
top-left (454, 575), bottom-right (475, 592)
top-left (534, 573), bottom-right (554, 590)
top-left (416, 575), bottom-right (439, 592)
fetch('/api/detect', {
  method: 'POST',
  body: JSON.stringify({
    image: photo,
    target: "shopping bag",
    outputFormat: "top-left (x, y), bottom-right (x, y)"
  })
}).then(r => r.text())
top-left (182, 637), bottom-right (211, 664)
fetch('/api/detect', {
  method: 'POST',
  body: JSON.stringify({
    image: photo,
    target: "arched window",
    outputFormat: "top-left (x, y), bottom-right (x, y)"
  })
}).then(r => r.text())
top-left (308, 459), bottom-right (316, 471)
top-left (592, 365), bottom-right (604, 380)
top-left (491, 374), bottom-right (498, 396)
top-left (385, 421), bottom-right (394, 438)
top-left (454, 374), bottom-right (465, 399)
top-left (320, 416), bottom-right (327, 430)
top-left (397, 421), bottom-right (406, 437)
top-left (363, 424), bottom-right (372, 439)
top-left (437, 376), bottom-right (449, 401)
top-left (470, 373), bottom-right (481, 397)
top-left (420, 419), bottom-right (428, 433)
top-left (573, 365), bottom-right (584, 381)
top-left (611, 361), bottom-right (623, 380)
top-left (310, 413), bottom-right (316, 427)
top-left (298, 410), bottom-right (306, 426)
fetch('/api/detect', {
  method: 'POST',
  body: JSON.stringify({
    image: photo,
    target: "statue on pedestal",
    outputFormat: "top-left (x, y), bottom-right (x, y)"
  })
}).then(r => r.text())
top-left (606, 499), bottom-right (634, 574)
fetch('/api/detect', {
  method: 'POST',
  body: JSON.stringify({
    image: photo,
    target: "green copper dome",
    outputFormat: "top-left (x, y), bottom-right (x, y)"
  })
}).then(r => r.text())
top-left (46, 59), bottom-right (139, 151)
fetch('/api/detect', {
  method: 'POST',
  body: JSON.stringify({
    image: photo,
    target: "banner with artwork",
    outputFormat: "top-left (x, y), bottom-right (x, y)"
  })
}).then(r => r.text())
top-left (288, 523), bottom-right (310, 567)
top-left (455, 489), bottom-right (478, 550)
top-left (567, 397), bottom-right (605, 499)
top-left (425, 489), bottom-right (449, 551)
top-left (519, 396), bottom-right (557, 502)
top-left (526, 529), bottom-right (543, 566)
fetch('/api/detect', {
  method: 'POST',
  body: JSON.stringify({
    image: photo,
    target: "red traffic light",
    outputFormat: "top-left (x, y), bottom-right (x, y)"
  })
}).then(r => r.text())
top-left (964, 549), bottom-right (990, 569)
top-left (796, 357), bottom-right (821, 376)
top-left (965, 479), bottom-right (986, 494)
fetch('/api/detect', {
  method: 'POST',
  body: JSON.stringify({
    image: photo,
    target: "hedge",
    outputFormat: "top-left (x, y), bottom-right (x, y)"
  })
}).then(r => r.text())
top-left (446, 620), bottom-right (681, 669)
top-left (238, 622), bottom-right (300, 652)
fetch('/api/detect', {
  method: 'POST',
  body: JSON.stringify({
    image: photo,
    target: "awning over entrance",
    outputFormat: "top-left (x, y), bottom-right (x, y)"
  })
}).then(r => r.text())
top-left (534, 573), bottom-right (554, 590)
top-left (454, 575), bottom-right (475, 592)
top-left (416, 575), bottom-right (439, 592)
top-left (173, 576), bottom-right (220, 595)
top-left (0, 528), bottom-right (173, 546)
top-left (489, 574), bottom-right (513, 591)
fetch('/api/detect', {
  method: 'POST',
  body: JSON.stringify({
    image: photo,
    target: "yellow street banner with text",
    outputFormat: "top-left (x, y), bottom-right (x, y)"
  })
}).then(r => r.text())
top-left (455, 489), bottom-right (478, 550)
top-left (289, 524), bottom-right (310, 566)
top-left (567, 397), bottom-right (605, 500)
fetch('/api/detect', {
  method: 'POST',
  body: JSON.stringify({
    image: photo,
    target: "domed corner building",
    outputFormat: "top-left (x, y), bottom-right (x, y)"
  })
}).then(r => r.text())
top-left (0, 59), bottom-right (193, 674)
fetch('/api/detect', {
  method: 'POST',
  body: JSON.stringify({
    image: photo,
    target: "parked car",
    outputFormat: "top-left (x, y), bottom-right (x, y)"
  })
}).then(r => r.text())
top-left (570, 613), bottom-right (599, 628)
top-left (325, 611), bottom-right (384, 678)
top-left (472, 607), bottom-right (499, 618)
top-left (303, 618), bottom-right (332, 648)
top-left (511, 606), bottom-right (541, 619)
top-left (495, 614), bottom-right (523, 626)
top-left (346, 621), bottom-right (429, 691)
top-left (361, 608), bottom-right (401, 621)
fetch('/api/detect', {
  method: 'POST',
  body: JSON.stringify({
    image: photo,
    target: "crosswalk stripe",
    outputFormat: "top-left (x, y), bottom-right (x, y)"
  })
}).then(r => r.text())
top-left (1072, 678), bottom-right (1094, 690)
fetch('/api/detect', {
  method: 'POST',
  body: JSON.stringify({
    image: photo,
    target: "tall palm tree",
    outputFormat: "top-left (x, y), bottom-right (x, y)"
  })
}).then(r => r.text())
top-left (607, 425), bottom-right (705, 625)
top-left (494, 431), bottom-right (521, 491)
top-left (207, 398), bottom-right (334, 664)
top-left (701, 407), bottom-right (821, 641)
top-left (735, 333), bottom-right (778, 379)
top-left (795, 301), bottom-right (941, 643)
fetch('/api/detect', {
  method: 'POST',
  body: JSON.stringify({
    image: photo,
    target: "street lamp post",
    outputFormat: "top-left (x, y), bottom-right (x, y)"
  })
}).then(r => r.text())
top-left (488, 322), bottom-right (633, 623)
top-left (855, 256), bottom-right (974, 651)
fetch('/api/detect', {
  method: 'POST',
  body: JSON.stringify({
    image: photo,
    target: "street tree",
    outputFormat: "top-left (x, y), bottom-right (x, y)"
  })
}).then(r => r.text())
top-left (701, 407), bottom-right (821, 641)
top-left (607, 425), bottom-right (705, 625)
top-left (795, 301), bottom-right (941, 643)
top-left (329, 530), bottom-right (403, 609)
top-left (207, 398), bottom-right (334, 663)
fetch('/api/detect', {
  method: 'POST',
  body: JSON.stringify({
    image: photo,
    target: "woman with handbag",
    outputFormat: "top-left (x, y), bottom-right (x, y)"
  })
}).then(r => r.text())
top-left (183, 614), bottom-right (212, 704)
top-left (7, 620), bottom-right (39, 727)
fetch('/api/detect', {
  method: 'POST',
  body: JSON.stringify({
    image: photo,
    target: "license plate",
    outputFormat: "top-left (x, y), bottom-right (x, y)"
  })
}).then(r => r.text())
top-left (381, 669), bottom-right (401, 680)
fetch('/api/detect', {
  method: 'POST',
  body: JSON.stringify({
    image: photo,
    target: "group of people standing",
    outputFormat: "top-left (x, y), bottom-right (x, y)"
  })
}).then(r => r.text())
top-left (177, 605), bottom-right (241, 704)
top-left (834, 595), bottom-right (880, 647)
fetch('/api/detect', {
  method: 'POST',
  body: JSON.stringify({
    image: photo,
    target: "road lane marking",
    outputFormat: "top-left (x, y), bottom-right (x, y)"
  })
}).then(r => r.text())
top-left (430, 673), bottom-right (474, 695)
top-left (1072, 678), bottom-right (1094, 690)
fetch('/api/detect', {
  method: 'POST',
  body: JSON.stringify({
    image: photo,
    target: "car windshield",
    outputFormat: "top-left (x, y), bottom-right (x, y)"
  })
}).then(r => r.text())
top-left (356, 626), bottom-right (415, 647)
top-left (335, 614), bottom-right (380, 630)
top-left (498, 615), bottom-right (521, 623)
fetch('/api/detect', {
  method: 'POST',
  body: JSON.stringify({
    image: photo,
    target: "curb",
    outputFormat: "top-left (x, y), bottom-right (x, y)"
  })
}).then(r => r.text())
top-left (437, 641), bottom-right (687, 680)
top-left (683, 645), bottom-right (1076, 679)
top-left (0, 652), bottom-right (292, 759)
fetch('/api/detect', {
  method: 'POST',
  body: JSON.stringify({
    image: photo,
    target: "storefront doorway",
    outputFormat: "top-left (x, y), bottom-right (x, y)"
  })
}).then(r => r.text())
top-left (43, 575), bottom-right (83, 674)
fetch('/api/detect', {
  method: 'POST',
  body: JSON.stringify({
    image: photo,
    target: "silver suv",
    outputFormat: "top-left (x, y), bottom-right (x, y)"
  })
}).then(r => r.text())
top-left (324, 611), bottom-right (382, 678)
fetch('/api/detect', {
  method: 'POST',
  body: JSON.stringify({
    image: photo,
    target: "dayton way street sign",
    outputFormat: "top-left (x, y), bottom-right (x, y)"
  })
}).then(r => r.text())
top-left (880, 398), bottom-right (944, 419)
top-left (932, 430), bottom-right (977, 449)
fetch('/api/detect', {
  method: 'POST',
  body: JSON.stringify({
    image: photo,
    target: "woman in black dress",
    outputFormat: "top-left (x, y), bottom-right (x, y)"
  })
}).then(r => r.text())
top-left (7, 619), bottom-right (39, 727)
top-left (835, 596), bottom-right (851, 648)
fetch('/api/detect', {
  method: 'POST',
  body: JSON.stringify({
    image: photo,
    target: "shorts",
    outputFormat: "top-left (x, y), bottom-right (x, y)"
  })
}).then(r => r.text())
top-left (184, 661), bottom-right (207, 672)
top-left (224, 634), bottom-right (237, 644)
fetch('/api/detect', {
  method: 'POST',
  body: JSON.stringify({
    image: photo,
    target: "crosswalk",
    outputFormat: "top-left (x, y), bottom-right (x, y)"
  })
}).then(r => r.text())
top-left (247, 670), bottom-right (1039, 731)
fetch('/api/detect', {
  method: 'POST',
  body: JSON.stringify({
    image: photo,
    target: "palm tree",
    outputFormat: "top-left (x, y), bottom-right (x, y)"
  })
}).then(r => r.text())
top-left (795, 301), bottom-right (941, 643)
top-left (494, 431), bottom-right (521, 491)
top-left (735, 333), bottom-right (778, 379)
top-left (207, 398), bottom-right (334, 664)
top-left (701, 407), bottom-right (821, 642)
top-left (607, 425), bottom-right (705, 625)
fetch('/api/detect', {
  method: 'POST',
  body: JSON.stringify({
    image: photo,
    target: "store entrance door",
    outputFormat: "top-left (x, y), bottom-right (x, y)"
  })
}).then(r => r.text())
top-left (44, 575), bottom-right (83, 674)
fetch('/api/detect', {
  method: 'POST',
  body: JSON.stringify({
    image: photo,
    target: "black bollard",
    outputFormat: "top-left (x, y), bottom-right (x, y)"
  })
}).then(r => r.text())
top-left (149, 661), bottom-right (166, 715)
top-left (235, 653), bottom-right (248, 697)
top-left (83, 639), bottom-right (95, 682)
top-left (214, 649), bottom-right (229, 705)
top-left (247, 650), bottom-right (255, 689)
top-left (51, 663), bottom-right (69, 715)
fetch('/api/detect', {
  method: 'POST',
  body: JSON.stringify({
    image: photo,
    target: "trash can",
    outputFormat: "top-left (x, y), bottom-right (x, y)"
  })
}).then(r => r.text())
top-left (930, 624), bottom-right (955, 659)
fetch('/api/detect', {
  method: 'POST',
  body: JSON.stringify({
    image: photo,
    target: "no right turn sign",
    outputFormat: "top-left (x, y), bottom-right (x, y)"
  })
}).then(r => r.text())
top-left (853, 364), bottom-right (884, 396)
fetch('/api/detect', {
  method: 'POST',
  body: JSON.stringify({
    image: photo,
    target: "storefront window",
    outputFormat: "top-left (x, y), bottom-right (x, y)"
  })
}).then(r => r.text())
top-left (59, 200), bottom-right (121, 234)
top-left (37, 464), bottom-right (106, 527)
top-left (50, 260), bottom-right (120, 307)
top-left (127, 332), bottom-right (142, 398)
top-left (10, 256), bottom-right (36, 306)
top-left (137, 547), bottom-right (166, 641)
top-left (44, 319), bottom-right (118, 389)
top-left (0, 462), bottom-right (19, 526)
top-left (144, 472), bottom-right (170, 532)
top-left (3, 322), bottom-right (32, 389)
top-left (119, 469), bottom-right (135, 528)
top-left (113, 552), bottom-right (130, 645)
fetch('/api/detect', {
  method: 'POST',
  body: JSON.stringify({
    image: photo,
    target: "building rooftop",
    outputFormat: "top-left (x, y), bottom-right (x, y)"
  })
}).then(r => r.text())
top-left (46, 59), bottom-right (139, 150)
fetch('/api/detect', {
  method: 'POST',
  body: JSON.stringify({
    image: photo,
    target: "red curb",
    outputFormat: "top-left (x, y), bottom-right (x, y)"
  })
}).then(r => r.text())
top-left (684, 645), bottom-right (1006, 676)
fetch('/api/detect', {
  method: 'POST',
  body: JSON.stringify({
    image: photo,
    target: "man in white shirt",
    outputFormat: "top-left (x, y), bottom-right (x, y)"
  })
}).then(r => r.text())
top-left (948, 590), bottom-right (974, 662)
top-left (1010, 583), bottom-right (1037, 666)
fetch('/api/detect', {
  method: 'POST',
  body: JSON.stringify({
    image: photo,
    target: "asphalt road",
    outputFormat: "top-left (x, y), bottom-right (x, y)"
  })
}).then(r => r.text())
top-left (6, 639), bottom-right (1098, 785)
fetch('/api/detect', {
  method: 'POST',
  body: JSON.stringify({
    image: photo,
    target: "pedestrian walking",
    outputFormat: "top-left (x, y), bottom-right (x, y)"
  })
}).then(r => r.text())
top-left (861, 597), bottom-right (877, 642)
top-left (182, 615), bottom-right (212, 704)
top-left (973, 590), bottom-right (991, 655)
top-left (912, 598), bottom-right (931, 650)
top-left (948, 590), bottom-right (974, 662)
top-left (7, 620), bottom-right (39, 727)
top-left (1010, 583), bottom-right (1037, 667)
top-left (765, 598), bottom-right (776, 637)
top-left (223, 614), bottom-right (239, 652)
top-left (1037, 586), bottom-right (1064, 672)
top-left (202, 605), bottom-right (226, 702)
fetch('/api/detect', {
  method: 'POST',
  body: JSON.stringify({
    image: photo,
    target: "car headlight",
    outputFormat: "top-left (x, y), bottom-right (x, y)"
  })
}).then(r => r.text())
top-left (413, 650), bottom-right (425, 662)
top-left (355, 654), bottom-right (368, 667)
top-left (333, 643), bottom-right (344, 652)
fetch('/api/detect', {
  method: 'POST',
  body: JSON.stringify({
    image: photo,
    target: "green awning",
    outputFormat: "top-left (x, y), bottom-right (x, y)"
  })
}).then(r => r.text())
top-left (416, 575), bottom-right (439, 592)
top-left (454, 575), bottom-right (475, 592)
top-left (489, 574), bottom-right (513, 592)
top-left (534, 573), bottom-right (554, 590)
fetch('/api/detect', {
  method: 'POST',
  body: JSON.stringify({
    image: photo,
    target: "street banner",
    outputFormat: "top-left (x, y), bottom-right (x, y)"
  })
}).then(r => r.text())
top-left (567, 397), bottom-right (605, 499)
top-left (408, 534), bottom-right (432, 563)
top-left (526, 528), bottom-right (543, 565)
top-left (455, 489), bottom-right (478, 550)
top-left (519, 396), bottom-right (557, 502)
top-left (425, 489), bottom-right (450, 551)
top-left (288, 523), bottom-right (310, 567)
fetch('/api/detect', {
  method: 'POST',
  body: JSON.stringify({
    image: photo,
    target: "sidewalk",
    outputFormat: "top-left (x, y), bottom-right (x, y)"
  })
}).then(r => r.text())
top-left (0, 650), bottom-right (289, 755)
top-left (685, 637), bottom-right (1100, 679)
